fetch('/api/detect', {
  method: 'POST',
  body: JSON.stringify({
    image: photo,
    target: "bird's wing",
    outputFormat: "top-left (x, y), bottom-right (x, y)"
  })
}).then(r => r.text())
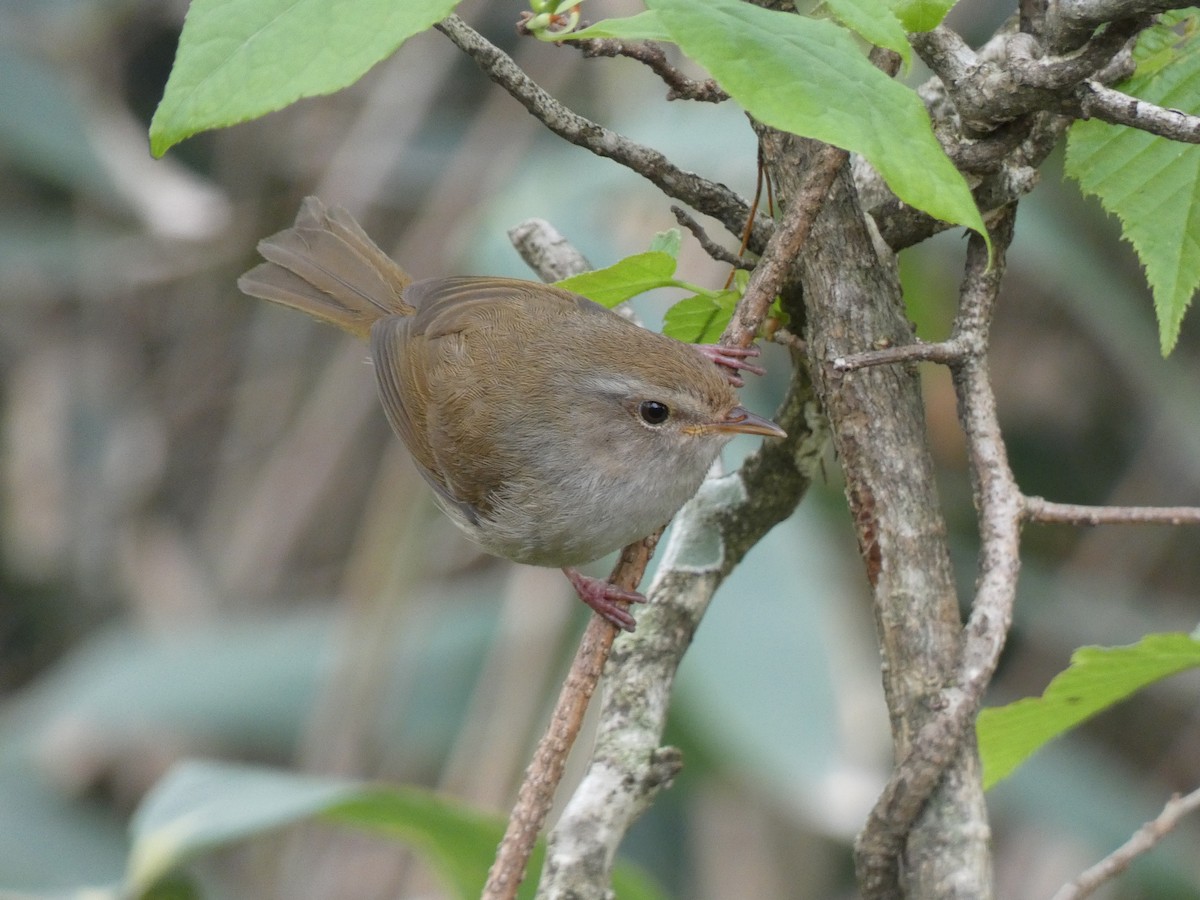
top-left (368, 313), bottom-right (484, 528)
top-left (369, 277), bottom-right (628, 522)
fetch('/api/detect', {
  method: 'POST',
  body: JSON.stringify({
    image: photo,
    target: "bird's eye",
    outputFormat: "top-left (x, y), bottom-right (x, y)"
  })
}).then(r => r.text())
top-left (639, 400), bottom-right (670, 425)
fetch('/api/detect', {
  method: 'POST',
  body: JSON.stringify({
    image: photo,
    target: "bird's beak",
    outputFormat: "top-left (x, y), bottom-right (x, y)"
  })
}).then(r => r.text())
top-left (707, 406), bottom-right (787, 438)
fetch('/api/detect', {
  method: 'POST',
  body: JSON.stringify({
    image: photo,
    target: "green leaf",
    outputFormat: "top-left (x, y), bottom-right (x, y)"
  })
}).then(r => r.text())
top-left (645, 0), bottom-right (986, 241)
top-left (821, 0), bottom-right (911, 66)
top-left (888, 0), bottom-right (957, 32)
top-left (1065, 11), bottom-right (1200, 354)
top-left (663, 290), bottom-right (739, 342)
top-left (648, 227), bottom-right (683, 258)
top-left (560, 9), bottom-right (674, 43)
top-left (1131, 9), bottom-right (1196, 79)
top-left (555, 250), bottom-right (678, 307)
top-left (149, 0), bottom-right (460, 157)
top-left (977, 633), bottom-right (1200, 789)
top-left (127, 760), bottom-right (667, 900)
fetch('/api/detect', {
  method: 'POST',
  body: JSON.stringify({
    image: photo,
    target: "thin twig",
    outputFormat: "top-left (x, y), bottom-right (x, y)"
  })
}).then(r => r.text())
top-left (1052, 786), bottom-right (1200, 900)
top-left (481, 535), bottom-right (661, 900)
top-left (1023, 497), bottom-right (1200, 525)
top-left (832, 339), bottom-right (967, 371)
top-left (670, 206), bottom-right (753, 269)
top-left (721, 143), bottom-right (847, 347)
top-left (436, 15), bottom-right (770, 251)
top-left (574, 37), bottom-right (729, 102)
top-left (736, 149), bottom-right (769, 270)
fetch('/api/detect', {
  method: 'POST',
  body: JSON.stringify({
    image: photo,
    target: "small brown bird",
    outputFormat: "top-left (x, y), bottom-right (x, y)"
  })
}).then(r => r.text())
top-left (239, 197), bottom-right (784, 631)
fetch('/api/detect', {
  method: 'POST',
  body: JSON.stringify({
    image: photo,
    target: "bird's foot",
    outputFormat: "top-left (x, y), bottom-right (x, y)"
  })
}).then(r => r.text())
top-left (563, 567), bottom-right (644, 632)
top-left (694, 344), bottom-right (766, 387)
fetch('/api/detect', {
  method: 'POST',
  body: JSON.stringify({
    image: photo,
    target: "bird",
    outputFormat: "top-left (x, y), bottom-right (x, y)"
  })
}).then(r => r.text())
top-left (238, 197), bottom-right (785, 630)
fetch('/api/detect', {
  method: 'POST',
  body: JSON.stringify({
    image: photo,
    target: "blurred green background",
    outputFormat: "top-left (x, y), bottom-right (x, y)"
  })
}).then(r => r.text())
top-left (1, 0), bottom-right (1199, 897)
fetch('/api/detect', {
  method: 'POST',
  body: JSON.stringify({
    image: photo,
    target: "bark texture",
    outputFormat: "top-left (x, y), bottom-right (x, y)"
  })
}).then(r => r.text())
top-left (759, 127), bottom-right (992, 898)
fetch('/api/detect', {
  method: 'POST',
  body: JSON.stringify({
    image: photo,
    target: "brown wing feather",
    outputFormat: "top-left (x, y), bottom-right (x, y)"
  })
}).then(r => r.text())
top-left (370, 314), bottom-right (487, 526)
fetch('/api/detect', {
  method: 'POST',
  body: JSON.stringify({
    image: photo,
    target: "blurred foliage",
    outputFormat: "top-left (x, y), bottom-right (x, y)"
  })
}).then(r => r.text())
top-left (0, 0), bottom-right (1198, 898)
top-left (122, 759), bottom-right (662, 900)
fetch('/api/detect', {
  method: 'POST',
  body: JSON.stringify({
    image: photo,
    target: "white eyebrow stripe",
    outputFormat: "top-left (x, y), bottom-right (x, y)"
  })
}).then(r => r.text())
top-left (578, 374), bottom-right (658, 398)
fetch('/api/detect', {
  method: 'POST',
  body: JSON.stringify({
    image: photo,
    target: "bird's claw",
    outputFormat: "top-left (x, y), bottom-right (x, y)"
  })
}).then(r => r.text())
top-left (694, 344), bottom-right (767, 387)
top-left (563, 567), bottom-right (644, 632)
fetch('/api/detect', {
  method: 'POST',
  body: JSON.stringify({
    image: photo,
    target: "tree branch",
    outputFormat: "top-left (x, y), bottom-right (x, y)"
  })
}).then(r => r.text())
top-left (1024, 497), bottom-right (1200, 525)
top-left (572, 37), bottom-right (729, 103)
top-left (436, 15), bottom-right (769, 251)
top-left (853, 206), bottom-right (1021, 899)
top-left (751, 110), bottom-right (992, 892)
top-left (1074, 80), bottom-right (1200, 142)
top-left (671, 205), bottom-right (755, 269)
top-left (832, 339), bottom-right (968, 371)
top-left (508, 218), bottom-right (594, 281)
top-left (1052, 786), bottom-right (1200, 900)
top-left (1008, 22), bottom-right (1145, 90)
top-left (869, 158), bottom-right (1043, 251)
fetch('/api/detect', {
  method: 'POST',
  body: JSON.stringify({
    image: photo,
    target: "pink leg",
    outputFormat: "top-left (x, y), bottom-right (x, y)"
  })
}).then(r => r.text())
top-left (694, 344), bottom-right (767, 387)
top-left (563, 567), bottom-right (645, 632)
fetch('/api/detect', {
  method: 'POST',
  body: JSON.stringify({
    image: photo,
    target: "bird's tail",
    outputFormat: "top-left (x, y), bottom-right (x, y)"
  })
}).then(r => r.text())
top-left (238, 196), bottom-right (414, 339)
